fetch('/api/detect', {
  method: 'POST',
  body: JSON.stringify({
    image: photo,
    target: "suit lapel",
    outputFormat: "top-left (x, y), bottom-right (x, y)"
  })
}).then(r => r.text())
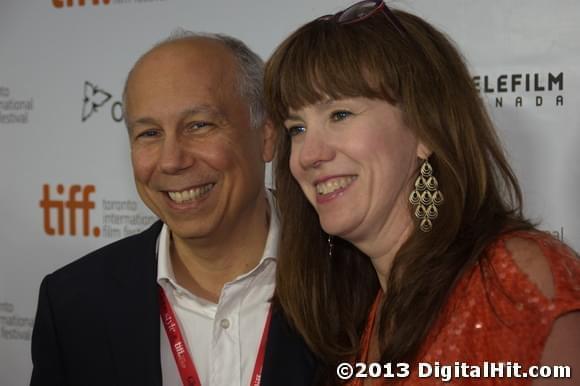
top-left (261, 304), bottom-right (318, 386)
top-left (100, 222), bottom-right (317, 386)
top-left (104, 221), bottom-right (163, 386)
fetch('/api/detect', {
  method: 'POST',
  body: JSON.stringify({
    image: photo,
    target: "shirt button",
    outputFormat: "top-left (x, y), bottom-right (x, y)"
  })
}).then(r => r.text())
top-left (220, 318), bottom-right (230, 329)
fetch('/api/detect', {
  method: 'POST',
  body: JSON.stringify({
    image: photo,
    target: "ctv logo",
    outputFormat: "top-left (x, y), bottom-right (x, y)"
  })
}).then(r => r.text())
top-left (39, 184), bottom-right (100, 237)
top-left (52, 0), bottom-right (111, 8)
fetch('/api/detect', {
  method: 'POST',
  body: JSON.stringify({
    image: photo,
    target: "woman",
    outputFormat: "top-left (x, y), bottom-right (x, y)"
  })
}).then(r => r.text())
top-left (264, 1), bottom-right (580, 384)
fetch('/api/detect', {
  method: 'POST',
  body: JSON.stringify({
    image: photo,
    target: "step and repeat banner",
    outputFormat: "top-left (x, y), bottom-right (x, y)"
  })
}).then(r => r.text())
top-left (1, 0), bottom-right (578, 384)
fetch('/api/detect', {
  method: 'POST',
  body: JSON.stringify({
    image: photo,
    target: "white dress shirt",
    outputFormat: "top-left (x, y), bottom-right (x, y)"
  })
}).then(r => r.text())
top-left (157, 191), bottom-right (278, 386)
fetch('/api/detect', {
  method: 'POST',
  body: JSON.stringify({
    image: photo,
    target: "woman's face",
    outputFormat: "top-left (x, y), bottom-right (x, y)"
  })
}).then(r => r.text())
top-left (284, 97), bottom-right (427, 245)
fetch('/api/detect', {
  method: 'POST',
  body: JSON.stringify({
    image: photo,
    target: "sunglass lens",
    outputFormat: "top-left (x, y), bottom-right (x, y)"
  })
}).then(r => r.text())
top-left (337, 0), bottom-right (380, 23)
top-left (317, 14), bottom-right (334, 21)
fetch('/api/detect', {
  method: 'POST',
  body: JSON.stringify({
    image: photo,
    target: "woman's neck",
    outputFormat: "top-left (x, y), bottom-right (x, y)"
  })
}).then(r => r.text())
top-left (356, 218), bottom-right (414, 291)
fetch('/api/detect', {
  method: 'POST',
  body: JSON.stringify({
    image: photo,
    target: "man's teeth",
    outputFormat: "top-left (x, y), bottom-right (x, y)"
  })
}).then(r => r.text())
top-left (316, 176), bottom-right (356, 195)
top-left (168, 184), bottom-right (214, 203)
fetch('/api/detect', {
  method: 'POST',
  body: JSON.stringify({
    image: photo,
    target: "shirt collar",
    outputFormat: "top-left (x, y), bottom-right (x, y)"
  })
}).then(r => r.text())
top-left (156, 189), bottom-right (279, 287)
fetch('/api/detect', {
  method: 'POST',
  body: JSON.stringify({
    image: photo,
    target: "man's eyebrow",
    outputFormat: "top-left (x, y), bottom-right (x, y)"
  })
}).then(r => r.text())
top-left (127, 116), bottom-right (157, 131)
top-left (180, 105), bottom-right (227, 120)
top-left (128, 105), bottom-right (227, 130)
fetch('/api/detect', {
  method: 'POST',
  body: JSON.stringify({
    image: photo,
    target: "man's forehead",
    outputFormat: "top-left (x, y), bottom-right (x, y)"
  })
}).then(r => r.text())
top-left (136, 37), bottom-right (235, 74)
top-left (125, 38), bottom-right (238, 102)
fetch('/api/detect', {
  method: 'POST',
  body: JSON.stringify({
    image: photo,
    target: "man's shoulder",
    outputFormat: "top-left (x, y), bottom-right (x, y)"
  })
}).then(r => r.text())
top-left (45, 220), bottom-right (163, 287)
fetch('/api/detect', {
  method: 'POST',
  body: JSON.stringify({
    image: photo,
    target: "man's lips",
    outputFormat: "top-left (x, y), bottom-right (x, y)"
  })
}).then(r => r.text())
top-left (165, 183), bottom-right (216, 204)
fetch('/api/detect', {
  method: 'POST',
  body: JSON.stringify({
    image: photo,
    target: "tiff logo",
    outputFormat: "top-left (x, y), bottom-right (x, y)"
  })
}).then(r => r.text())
top-left (39, 184), bottom-right (101, 237)
top-left (52, 0), bottom-right (111, 8)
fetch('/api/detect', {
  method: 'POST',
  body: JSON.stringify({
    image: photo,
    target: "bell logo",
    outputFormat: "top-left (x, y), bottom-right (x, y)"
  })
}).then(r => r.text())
top-left (39, 184), bottom-right (101, 237)
top-left (52, 0), bottom-right (111, 8)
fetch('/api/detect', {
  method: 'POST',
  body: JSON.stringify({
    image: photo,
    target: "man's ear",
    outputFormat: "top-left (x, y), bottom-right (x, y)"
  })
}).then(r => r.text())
top-left (261, 119), bottom-right (277, 163)
top-left (416, 141), bottom-right (432, 160)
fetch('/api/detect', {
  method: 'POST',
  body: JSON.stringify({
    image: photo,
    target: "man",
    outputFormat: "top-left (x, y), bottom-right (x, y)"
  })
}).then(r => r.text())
top-left (30, 33), bottom-right (316, 386)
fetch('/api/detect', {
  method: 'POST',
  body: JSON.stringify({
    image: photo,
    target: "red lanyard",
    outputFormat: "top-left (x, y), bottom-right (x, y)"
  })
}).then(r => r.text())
top-left (159, 286), bottom-right (273, 386)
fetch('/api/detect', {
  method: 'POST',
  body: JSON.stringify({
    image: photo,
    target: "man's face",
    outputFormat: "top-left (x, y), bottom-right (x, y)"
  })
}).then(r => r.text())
top-left (124, 39), bottom-right (275, 243)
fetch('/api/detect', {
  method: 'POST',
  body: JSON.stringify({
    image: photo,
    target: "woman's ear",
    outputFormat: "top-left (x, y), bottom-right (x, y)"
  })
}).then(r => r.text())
top-left (416, 141), bottom-right (432, 160)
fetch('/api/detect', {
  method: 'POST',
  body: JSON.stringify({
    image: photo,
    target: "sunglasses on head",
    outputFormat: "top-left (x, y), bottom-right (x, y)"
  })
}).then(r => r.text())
top-left (318, 0), bottom-right (408, 36)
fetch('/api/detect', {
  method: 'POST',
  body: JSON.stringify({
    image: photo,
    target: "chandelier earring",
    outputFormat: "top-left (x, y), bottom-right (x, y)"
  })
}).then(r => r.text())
top-left (408, 158), bottom-right (444, 232)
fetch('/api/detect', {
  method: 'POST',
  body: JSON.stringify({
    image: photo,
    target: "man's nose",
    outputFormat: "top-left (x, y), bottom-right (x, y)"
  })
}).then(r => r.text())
top-left (158, 134), bottom-right (193, 174)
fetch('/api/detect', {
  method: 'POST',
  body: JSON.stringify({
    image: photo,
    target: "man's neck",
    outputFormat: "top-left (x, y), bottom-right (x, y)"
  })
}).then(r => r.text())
top-left (169, 199), bottom-right (271, 303)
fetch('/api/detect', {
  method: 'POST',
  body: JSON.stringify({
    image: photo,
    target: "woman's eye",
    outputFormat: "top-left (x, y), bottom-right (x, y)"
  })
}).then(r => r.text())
top-left (287, 125), bottom-right (305, 137)
top-left (331, 110), bottom-right (352, 121)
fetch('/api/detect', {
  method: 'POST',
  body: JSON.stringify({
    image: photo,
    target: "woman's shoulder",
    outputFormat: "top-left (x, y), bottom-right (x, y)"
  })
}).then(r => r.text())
top-left (418, 230), bottom-right (579, 366)
top-left (486, 230), bottom-right (580, 308)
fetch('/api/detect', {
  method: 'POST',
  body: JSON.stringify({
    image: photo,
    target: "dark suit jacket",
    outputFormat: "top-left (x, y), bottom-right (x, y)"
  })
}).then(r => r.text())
top-left (30, 221), bottom-right (317, 386)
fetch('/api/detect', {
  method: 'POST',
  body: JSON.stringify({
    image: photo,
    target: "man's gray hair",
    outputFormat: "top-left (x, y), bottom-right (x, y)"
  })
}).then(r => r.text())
top-left (123, 30), bottom-right (267, 129)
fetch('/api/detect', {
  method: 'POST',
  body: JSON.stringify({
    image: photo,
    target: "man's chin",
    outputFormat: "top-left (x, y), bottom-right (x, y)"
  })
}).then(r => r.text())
top-left (166, 221), bottom-right (214, 242)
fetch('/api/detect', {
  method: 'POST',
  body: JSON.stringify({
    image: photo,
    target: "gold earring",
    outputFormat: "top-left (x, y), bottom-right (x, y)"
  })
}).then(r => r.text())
top-left (409, 159), bottom-right (443, 232)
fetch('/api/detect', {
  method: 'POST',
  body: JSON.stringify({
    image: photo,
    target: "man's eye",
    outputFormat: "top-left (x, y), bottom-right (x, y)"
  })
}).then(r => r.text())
top-left (187, 121), bottom-right (213, 131)
top-left (287, 125), bottom-right (305, 137)
top-left (136, 129), bottom-right (159, 139)
top-left (331, 110), bottom-right (352, 121)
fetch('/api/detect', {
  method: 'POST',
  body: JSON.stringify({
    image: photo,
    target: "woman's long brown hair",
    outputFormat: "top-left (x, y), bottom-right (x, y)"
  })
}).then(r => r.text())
top-left (264, 9), bottom-right (532, 377)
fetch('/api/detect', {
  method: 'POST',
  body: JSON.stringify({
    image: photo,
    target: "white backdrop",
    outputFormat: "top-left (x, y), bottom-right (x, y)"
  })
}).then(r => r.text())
top-left (1, 1), bottom-right (578, 384)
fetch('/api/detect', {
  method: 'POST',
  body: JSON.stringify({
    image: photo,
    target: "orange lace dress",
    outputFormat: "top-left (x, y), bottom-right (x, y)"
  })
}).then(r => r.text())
top-left (349, 231), bottom-right (580, 385)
